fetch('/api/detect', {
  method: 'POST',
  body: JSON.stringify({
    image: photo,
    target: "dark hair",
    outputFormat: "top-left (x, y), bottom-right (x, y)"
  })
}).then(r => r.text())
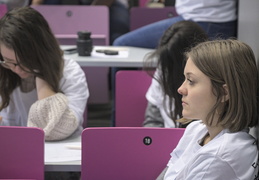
top-left (144, 21), bottom-right (208, 124)
top-left (0, 7), bottom-right (63, 110)
top-left (187, 39), bottom-right (258, 132)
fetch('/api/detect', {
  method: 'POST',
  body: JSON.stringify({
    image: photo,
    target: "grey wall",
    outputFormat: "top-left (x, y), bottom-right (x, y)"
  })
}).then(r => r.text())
top-left (238, 0), bottom-right (259, 64)
top-left (237, 0), bottom-right (259, 142)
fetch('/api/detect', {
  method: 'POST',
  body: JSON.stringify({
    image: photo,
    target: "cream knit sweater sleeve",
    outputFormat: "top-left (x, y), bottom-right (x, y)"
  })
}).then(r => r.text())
top-left (27, 93), bottom-right (79, 141)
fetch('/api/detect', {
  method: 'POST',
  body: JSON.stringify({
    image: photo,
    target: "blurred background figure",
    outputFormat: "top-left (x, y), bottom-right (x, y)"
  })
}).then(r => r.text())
top-left (113, 0), bottom-right (237, 48)
top-left (143, 21), bottom-right (208, 128)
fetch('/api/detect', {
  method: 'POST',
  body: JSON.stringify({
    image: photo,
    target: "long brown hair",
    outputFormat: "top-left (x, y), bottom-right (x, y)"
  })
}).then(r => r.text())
top-left (144, 21), bottom-right (208, 124)
top-left (0, 7), bottom-right (63, 110)
top-left (187, 39), bottom-right (258, 132)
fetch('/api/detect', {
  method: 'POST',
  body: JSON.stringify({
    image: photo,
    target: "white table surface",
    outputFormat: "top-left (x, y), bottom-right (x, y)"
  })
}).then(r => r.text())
top-left (45, 135), bottom-right (81, 172)
top-left (62, 46), bottom-right (155, 67)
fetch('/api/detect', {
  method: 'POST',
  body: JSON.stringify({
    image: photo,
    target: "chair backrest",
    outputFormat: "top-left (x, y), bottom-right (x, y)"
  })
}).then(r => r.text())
top-left (115, 70), bottom-right (152, 127)
top-left (130, 7), bottom-right (178, 31)
top-left (0, 126), bottom-right (44, 180)
top-left (0, 4), bottom-right (8, 18)
top-left (138, 0), bottom-right (149, 7)
top-left (31, 5), bottom-right (109, 45)
top-left (81, 127), bottom-right (185, 180)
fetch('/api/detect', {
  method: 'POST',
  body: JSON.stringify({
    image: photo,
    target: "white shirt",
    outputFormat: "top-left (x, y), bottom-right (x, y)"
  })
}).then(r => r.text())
top-left (175, 0), bottom-right (237, 22)
top-left (0, 58), bottom-right (89, 134)
top-left (146, 70), bottom-right (176, 128)
top-left (164, 120), bottom-right (258, 180)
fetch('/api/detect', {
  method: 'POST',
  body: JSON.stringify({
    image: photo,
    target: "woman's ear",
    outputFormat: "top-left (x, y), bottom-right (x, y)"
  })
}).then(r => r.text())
top-left (221, 84), bottom-right (229, 102)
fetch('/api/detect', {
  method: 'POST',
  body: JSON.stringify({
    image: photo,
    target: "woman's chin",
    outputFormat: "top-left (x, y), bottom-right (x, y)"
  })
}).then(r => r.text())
top-left (182, 114), bottom-right (198, 120)
top-left (18, 73), bottom-right (32, 79)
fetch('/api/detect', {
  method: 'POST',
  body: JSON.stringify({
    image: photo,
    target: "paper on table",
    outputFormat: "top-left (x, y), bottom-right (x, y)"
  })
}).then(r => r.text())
top-left (45, 142), bottom-right (81, 163)
top-left (92, 47), bottom-right (129, 58)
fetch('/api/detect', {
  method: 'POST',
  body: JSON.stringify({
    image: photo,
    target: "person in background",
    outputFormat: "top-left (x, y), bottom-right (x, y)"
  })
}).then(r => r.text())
top-left (157, 39), bottom-right (259, 179)
top-left (143, 20), bottom-right (208, 128)
top-left (90, 0), bottom-right (129, 44)
top-left (0, 7), bottom-right (89, 141)
top-left (113, 0), bottom-right (237, 48)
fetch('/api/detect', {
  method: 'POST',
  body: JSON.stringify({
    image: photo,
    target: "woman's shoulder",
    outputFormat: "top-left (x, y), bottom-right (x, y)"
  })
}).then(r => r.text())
top-left (63, 57), bottom-right (81, 69)
top-left (221, 130), bottom-right (257, 153)
top-left (208, 131), bottom-right (258, 178)
top-left (199, 129), bottom-right (257, 169)
top-left (179, 120), bottom-right (206, 141)
top-left (62, 58), bottom-right (84, 76)
top-left (185, 120), bottom-right (204, 131)
top-left (59, 58), bottom-right (86, 88)
top-left (202, 128), bottom-right (257, 154)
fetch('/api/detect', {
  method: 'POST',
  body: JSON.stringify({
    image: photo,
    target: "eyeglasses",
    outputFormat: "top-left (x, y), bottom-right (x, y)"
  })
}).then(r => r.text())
top-left (0, 60), bottom-right (18, 69)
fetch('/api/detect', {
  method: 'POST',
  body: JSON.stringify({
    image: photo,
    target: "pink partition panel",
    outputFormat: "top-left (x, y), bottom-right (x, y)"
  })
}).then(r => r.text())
top-left (0, 4), bottom-right (7, 18)
top-left (31, 5), bottom-right (109, 45)
top-left (115, 70), bottom-right (152, 127)
top-left (139, 0), bottom-right (149, 7)
top-left (81, 127), bottom-right (185, 180)
top-left (0, 126), bottom-right (44, 180)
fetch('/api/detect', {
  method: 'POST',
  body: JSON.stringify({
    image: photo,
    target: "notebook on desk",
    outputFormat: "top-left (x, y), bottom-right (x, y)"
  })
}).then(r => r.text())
top-left (81, 127), bottom-right (185, 180)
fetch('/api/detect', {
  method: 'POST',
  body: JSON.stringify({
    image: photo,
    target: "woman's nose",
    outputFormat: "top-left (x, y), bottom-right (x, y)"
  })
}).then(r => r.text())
top-left (10, 65), bottom-right (22, 74)
top-left (178, 84), bottom-right (186, 96)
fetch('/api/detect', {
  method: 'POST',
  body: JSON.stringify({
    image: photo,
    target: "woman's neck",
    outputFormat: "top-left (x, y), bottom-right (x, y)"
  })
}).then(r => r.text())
top-left (20, 76), bottom-right (35, 92)
top-left (203, 125), bottom-right (224, 145)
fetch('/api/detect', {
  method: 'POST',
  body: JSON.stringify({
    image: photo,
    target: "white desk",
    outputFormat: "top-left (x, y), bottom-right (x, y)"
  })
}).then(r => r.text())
top-left (62, 45), bottom-right (155, 104)
top-left (62, 46), bottom-right (155, 67)
top-left (45, 135), bottom-right (81, 172)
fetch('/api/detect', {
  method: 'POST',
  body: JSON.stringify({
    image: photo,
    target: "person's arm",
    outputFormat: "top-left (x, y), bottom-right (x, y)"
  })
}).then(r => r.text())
top-left (143, 102), bottom-right (164, 127)
top-left (35, 77), bottom-right (56, 100)
top-left (28, 59), bottom-right (89, 141)
top-left (91, 0), bottom-right (115, 6)
top-left (29, 77), bottom-right (79, 141)
top-left (27, 92), bottom-right (79, 141)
